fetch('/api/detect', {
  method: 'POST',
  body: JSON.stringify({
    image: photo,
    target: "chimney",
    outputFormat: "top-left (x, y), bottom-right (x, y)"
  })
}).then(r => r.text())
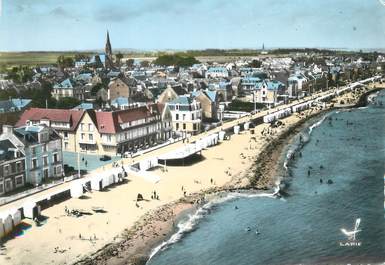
top-left (2, 125), bottom-right (13, 134)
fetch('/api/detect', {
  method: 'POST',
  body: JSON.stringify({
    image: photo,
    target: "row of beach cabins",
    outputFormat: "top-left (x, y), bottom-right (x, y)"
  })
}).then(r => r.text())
top-left (263, 76), bottom-right (381, 123)
top-left (0, 75), bottom-right (381, 241)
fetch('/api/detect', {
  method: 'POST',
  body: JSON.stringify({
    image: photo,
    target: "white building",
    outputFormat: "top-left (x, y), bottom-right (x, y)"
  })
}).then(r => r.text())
top-left (167, 96), bottom-right (202, 136)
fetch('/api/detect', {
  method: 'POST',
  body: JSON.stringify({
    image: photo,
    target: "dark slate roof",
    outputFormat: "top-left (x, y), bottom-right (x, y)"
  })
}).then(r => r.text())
top-left (0, 139), bottom-right (23, 161)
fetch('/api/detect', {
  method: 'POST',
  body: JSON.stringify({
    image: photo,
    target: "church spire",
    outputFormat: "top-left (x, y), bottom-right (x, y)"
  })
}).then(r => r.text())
top-left (105, 30), bottom-right (112, 57)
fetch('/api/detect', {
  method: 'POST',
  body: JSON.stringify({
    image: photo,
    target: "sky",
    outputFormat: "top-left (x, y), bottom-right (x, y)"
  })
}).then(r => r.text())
top-left (0, 0), bottom-right (385, 52)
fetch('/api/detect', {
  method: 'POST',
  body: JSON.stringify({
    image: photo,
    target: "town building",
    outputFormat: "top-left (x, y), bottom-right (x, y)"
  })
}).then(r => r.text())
top-left (16, 108), bottom-right (85, 152)
top-left (0, 125), bottom-right (63, 186)
top-left (0, 139), bottom-right (26, 195)
top-left (192, 90), bottom-right (220, 122)
top-left (167, 95), bottom-right (202, 136)
top-left (108, 77), bottom-right (136, 101)
top-left (254, 80), bottom-right (286, 106)
top-left (52, 78), bottom-right (74, 100)
top-left (15, 105), bottom-right (172, 156)
top-left (205, 67), bottom-right (229, 79)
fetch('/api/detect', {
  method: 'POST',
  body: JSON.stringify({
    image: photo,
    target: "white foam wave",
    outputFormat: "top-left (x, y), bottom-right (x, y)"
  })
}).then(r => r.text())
top-left (147, 191), bottom-right (277, 261)
top-left (308, 113), bottom-right (330, 135)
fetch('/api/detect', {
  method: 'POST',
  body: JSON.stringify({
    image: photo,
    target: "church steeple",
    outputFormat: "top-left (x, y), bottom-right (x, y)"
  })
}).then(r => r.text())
top-left (105, 30), bottom-right (112, 57)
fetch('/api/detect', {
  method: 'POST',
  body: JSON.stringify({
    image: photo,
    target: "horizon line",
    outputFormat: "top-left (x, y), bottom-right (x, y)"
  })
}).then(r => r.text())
top-left (1, 46), bottom-right (384, 54)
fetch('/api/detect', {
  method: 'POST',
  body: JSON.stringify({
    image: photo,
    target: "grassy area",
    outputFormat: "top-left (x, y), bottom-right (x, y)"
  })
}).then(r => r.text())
top-left (0, 48), bottom-right (369, 68)
top-left (0, 52), bottom-right (91, 67)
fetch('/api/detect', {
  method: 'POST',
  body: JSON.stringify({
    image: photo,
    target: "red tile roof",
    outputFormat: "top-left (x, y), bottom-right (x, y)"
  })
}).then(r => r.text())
top-left (16, 108), bottom-right (85, 131)
top-left (96, 105), bottom-right (160, 134)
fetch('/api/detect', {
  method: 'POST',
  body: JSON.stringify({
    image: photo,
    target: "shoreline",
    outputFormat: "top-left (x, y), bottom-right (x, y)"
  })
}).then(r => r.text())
top-left (118, 85), bottom-right (385, 265)
top-left (0, 83), bottom-right (381, 265)
top-left (75, 88), bottom-right (378, 265)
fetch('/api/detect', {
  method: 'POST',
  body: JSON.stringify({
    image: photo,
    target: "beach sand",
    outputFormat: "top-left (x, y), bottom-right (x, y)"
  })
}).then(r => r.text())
top-left (0, 83), bottom-right (382, 265)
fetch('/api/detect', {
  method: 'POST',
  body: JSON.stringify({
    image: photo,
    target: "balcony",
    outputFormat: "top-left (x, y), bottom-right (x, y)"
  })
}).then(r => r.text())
top-left (78, 138), bottom-right (96, 145)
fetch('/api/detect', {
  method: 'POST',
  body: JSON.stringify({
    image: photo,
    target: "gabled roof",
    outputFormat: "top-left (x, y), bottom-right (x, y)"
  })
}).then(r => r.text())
top-left (0, 139), bottom-right (23, 161)
top-left (14, 125), bottom-right (60, 145)
top-left (0, 98), bottom-right (32, 113)
top-left (256, 80), bottom-right (285, 91)
top-left (53, 78), bottom-right (73, 89)
top-left (95, 105), bottom-right (159, 134)
top-left (205, 90), bottom-right (217, 102)
top-left (75, 73), bottom-right (92, 83)
top-left (168, 95), bottom-right (194, 105)
top-left (16, 108), bottom-right (85, 131)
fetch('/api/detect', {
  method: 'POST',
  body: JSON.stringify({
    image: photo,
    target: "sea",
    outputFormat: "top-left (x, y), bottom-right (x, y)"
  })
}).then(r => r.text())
top-left (147, 90), bottom-right (385, 265)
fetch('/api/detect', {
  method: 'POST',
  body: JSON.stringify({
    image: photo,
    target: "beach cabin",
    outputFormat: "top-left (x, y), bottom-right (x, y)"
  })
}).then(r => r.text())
top-left (70, 183), bottom-right (84, 198)
top-left (23, 202), bottom-right (41, 219)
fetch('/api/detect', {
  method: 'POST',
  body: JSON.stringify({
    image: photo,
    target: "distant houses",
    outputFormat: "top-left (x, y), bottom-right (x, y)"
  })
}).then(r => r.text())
top-left (0, 98), bottom-right (32, 113)
top-left (206, 67), bottom-right (229, 79)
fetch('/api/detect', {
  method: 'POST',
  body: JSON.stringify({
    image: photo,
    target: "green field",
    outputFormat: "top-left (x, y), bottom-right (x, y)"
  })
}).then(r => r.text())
top-left (0, 52), bottom-right (91, 67)
top-left (0, 48), bottom-right (360, 68)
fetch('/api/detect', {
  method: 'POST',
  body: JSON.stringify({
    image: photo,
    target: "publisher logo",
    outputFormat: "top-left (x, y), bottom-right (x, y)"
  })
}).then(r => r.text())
top-left (339, 218), bottom-right (362, 247)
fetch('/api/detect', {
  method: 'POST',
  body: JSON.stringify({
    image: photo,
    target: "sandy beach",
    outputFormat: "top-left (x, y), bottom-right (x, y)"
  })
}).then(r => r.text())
top-left (0, 82), bottom-right (382, 265)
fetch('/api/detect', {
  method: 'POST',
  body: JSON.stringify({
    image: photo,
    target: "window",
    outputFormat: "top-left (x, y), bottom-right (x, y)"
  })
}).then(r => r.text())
top-left (193, 124), bottom-right (197, 131)
top-left (183, 123), bottom-right (186, 130)
top-left (43, 144), bottom-right (47, 152)
top-left (31, 147), bottom-right (36, 155)
top-left (3, 165), bottom-right (9, 176)
top-left (0, 183), bottom-right (3, 193)
top-left (176, 123), bottom-right (179, 130)
top-left (88, 123), bottom-right (93, 131)
top-left (81, 133), bottom-right (85, 140)
top-left (89, 134), bottom-right (93, 141)
top-left (64, 142), bottom-right (69, 149)
top-left (43, 156), bottom-right (48, 166)
top-left (183, 114), bottom-right (186, 120)
top-left (16, 162), bottom-right (23, 172)
top-left (53, 153), bottom-right (58, 163)
top-left (32, 158), bottom-right (38, 169)
top-left (64, 132), bottom-right (68, 139)
top-left (16, 176), bottom-right (23, 186)
top-left (81, 123), bottom-right (84, 130)
top-left (192, 114), bottom-right (195, 120)
top-left (56, 166), bottom-right (62, 176)
top-left (176, 114), bottom-right (179, 120)
top-left (107, 135), bottom-right (112, 142)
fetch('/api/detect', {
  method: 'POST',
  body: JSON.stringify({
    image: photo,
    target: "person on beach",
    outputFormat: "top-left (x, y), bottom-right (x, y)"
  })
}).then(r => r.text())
top-left (307, 170), bottom-right (311, 177)
top-left (210, 178), bottom-right (213, 184)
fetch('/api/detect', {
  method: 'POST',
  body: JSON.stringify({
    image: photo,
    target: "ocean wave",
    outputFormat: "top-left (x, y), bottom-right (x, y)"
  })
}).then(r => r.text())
top-left (147, 191), bottom-right (277, 262)
top-left (308, 112), bottom-right (331, 135)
